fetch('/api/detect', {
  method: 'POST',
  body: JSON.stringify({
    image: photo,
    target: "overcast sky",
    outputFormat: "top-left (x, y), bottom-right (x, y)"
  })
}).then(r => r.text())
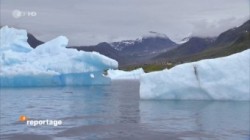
top-left (1, 0), bottom-right (249, 45)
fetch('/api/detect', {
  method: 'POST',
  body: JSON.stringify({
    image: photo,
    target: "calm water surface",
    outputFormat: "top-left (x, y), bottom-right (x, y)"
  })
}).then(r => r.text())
top-left (0, 80), bottom-right (249, 140)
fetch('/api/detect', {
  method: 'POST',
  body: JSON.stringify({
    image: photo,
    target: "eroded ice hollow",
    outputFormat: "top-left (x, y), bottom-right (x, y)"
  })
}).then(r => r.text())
top-left (140, 49), bottom-right (250, 101)
top-left (0, 26), bottom-right (118, 87)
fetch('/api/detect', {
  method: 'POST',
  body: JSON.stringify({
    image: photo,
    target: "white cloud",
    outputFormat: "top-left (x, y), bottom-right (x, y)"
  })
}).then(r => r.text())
top-left (191, 16), bottom-right (249, 37)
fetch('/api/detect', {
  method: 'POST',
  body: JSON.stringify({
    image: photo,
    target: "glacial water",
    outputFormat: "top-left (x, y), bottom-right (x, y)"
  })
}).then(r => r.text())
top-left (0, 80), bottom-right (249, 140)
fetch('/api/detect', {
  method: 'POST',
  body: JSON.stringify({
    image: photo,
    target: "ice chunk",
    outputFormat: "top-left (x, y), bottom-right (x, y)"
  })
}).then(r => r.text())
top-left (0, 26), bottom-right (32, 52)
top-left (107, 68), bottom-right (145, 80)
top-left (140, 50), bottom-right (250, 100)
top-left (0, 26), bottom-right (118, 87)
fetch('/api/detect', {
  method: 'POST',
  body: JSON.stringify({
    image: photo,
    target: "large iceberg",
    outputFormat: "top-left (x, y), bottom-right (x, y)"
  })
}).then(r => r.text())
top-left (0, 26), bottom-right (118, 87)
top-left (140, 49), bottom-right (250, 100)
top-left (107, 68), bottom-right (145, 80)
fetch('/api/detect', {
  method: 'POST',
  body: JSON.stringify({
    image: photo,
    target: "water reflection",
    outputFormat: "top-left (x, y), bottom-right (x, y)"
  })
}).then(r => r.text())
top-left (1, 81), bottom-right (249, 140)
top-left (0, 80), bottom-right (142, 139)
top-left (140, 100), bottom-right (250, 140)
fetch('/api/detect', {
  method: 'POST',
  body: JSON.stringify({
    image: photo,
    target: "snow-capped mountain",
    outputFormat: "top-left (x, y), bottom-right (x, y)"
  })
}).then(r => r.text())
top-left (110, 40), bottom-right (138, 51)
top-left (109, 31), bottom-right (177, 55)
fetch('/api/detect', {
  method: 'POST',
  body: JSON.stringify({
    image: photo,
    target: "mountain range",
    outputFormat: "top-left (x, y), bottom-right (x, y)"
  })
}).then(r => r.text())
top-left (25, 20), bottom-right (250, 70)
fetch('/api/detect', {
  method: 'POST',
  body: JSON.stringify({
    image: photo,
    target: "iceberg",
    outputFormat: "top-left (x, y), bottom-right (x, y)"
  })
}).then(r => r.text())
top-left (140, 49), bottom-right (250, 100)
top-left (107, 68), bottom-right (145, 80)
top-left (0, 26), bottom-right (118, 87)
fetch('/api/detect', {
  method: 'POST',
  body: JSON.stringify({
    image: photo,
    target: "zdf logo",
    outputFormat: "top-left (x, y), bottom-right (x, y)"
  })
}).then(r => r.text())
top-left (12, 9), bottom-right (37, 19)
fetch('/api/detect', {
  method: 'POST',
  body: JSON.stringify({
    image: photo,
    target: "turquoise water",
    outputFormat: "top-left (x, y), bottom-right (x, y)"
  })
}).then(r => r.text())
top-left (0, 80), bottom-right (249, 140)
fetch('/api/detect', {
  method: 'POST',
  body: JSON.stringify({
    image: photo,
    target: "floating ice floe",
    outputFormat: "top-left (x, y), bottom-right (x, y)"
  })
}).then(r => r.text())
top-left (107, 68), bottom-right (145, 80)
top-left (140, 49), bottom-right (250, 100)
top-left (0, 26), bottom-right (118, 87)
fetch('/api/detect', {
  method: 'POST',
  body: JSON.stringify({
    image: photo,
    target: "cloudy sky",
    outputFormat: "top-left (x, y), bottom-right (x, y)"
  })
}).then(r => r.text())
top-left (1, 0), bottom-right (249, 45)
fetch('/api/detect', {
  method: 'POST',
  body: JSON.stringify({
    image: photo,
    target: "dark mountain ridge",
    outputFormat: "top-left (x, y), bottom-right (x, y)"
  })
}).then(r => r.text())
top-left (27, 33), bottom-right (43, 48)
top-left (153, 20), bottom-right (250, 62)
top-left (154, 37), bottom-right (215, 60)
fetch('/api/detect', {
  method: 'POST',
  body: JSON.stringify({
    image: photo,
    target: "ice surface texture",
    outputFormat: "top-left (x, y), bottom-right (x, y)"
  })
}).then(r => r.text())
top-left (0, 26), bottom-right (118, 87)
top-left (140, 49), bottom-right (250, 100)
